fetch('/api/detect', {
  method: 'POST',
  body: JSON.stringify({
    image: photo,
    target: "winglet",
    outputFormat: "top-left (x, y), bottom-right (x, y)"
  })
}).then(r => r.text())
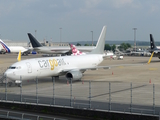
top-left (27, 33), bottom-right (43, 47)
top-left (89, 26), bottom-right (107, 54)
top-left (17, 50), bottom-right (21, 61)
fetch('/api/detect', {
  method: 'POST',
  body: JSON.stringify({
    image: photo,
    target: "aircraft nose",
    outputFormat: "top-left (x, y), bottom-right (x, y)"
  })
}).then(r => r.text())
top-left (4, 70), bottom-right (15, 80)
top-left (4, 70), bottom-right (8, 76)
top-left (3, 72), bottom-right (6, 76)
top-left (4, 71), bottom-right (10, 77)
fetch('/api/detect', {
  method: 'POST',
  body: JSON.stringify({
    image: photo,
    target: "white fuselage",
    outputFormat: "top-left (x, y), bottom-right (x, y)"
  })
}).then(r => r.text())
top-left (5, 54), bottom-right (103, 81)
top-left (34, 46), bottom-right (95, 54)
top-left (8, 46), bottom-right (28, 53)
top-left (0, 39), bottom-right (28, 53)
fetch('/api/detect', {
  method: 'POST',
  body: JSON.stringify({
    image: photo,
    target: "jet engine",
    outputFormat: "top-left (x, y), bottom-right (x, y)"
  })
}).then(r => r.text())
top-left (66, 70), bottom-right (83, 81)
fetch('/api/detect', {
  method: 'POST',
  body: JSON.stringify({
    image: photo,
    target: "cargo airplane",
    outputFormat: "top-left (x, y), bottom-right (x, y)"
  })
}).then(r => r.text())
top-left (28, 33), bottom-right (95, 55)
top-left (4, 26), bottom-right (141, 85)
top-left (0, 39), bottom-right (30, 55)
top-left (4, 26), bottom-right (107, 83)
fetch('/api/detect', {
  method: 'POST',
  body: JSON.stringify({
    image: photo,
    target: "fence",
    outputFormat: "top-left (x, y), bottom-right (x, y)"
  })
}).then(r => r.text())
top-left (0, 109), bottom-right (67, 120)
top-left (1, 75), bottom-right (160, 116)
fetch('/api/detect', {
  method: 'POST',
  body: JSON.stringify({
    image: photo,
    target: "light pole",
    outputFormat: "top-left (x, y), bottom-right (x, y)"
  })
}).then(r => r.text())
top-left (59, 28), bottom-right (62, 45)
top-left (35, 30), bottom-right (37, 38)
top-left (133, 28), bottom-right (137, 51)
top-left (91, 31), bottom-right (93, 46)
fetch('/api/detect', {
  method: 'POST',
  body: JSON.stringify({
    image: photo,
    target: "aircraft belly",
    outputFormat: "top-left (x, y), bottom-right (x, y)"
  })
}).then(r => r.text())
top-left (38, 68), bottom-right (59, 77)
top-left (9, 71), bottom-right (36, 81)
top-left (154, 52), bottom-right (160, 56)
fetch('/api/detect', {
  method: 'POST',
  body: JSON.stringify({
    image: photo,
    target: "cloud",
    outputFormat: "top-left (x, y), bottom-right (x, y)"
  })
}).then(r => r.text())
top-left (0, 0), bottom-right (36, 17)
top-left (1, 0), bottom-right (160, 41)
top-left (63, 0), bottom-right (72, 7)
top-left (85, 0), bottom-right (102, 8)
top-left (77, 0), bottom-right (108, 17)
top-left (111, 0), bottom-right (142, 9)
top-left (149, 5), bottom-right (159, 13)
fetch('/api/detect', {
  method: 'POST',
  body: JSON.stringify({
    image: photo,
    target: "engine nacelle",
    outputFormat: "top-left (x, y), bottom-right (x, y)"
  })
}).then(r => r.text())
top-left (66, 70), bottom-right (82, 81)
top-left (15, 80), bottom-right (22, 84)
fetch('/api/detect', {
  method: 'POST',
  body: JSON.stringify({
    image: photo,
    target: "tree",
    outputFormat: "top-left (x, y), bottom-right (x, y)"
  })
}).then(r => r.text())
top-left (118, 43), bottom-right (131, 51)
top-left (111, 44), bottom-right (116, 52)
top-left (76, 43), bottom-right (81, 46)
top-left (104, 44), bottom-right (111, 50)
top-left (126, 43), bottom-right (131, 48)
top-left (84, 44), bottom-right (89, 46)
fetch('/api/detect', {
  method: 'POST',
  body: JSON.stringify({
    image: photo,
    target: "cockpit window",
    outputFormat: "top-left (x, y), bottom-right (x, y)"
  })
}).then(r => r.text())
top-left (8, 66), bottom-right (21, 69)
top-left (9, 66), bottom-right (16, 69)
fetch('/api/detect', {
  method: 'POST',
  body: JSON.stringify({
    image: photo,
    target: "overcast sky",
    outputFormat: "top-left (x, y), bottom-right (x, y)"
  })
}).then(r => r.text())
top-left (0, 0), bottom-right (160, 42)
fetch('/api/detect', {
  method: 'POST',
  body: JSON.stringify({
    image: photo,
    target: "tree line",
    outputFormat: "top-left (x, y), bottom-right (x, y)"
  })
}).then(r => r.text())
top-left (76, 43), bottom-right (131, 52)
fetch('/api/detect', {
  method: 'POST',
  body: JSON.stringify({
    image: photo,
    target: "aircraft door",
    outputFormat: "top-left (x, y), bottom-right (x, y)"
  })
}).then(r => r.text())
top-left (26, 62), bottom-right (32, 73)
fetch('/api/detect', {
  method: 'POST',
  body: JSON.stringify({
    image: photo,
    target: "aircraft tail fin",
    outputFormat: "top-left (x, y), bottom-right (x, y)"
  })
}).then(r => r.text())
top-left (0, 39), bottom-right (10, 53)
top-left (27, 33), bottom-right (43, 47)
top-left (17, 50), bottom-right (21, 61)
top-left (69, 44), bottom-right (85, 55)
top-left (150, 34), bottom-right (157, 50)
top-left (89, 26), bottom-right (107, 54)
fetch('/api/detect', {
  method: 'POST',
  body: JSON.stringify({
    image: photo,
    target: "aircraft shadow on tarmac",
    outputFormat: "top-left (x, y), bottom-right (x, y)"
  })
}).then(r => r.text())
top-left (0, 75), bottom-right (83, 87)
top-left (91, 84), bottom-right (147, 98)
top-left (127, 59), bottom-right (160, 64)
top-left (149, 60), bottom-right (160, 63)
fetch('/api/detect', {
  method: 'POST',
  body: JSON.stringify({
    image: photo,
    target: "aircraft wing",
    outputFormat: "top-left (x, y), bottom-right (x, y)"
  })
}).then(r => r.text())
top-left (21, 48), bottom-right (32, 54)
top-left (60, 64), bottom-right (143, 73)
top-left (153, 50), bottom-right (160, 53)
top-left (60, 66), bottom-right (109, 73)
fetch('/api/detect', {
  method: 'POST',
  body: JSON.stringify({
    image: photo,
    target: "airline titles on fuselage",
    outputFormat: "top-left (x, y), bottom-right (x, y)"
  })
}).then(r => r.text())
top-left (38, 58), bottom-right (66, 70)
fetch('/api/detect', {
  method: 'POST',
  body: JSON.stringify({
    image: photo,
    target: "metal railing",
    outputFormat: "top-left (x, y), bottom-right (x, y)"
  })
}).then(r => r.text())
top-left (1, 75), bottom-right (160, 117)
top-left (0, 109), bottom-right (67, 120)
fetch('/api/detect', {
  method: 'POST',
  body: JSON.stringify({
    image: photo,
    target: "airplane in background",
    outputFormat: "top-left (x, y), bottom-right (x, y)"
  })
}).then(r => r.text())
top-left (69, 44), bottom-right (86, 55)
top-left (28, 33), bottom-right (95, 55)
top-left (148, 34), bottom-right (160, 63)
top-left (69, 43), bottom-right (117, 59)
top-left (0, 39), bottom-right (30, 55)
top-left (103, 51), bottom-right (117, 59)
top-left (0, 48), bottom-right (6, 54)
